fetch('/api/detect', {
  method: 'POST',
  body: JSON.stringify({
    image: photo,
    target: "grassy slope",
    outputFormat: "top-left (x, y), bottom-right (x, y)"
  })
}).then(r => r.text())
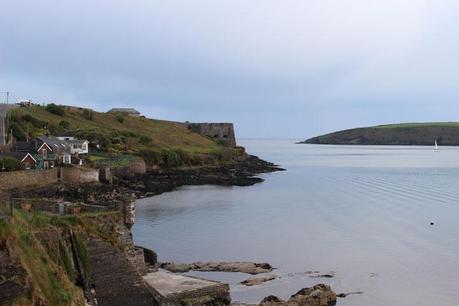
top-left (0, 210), bottom-right (125, 305)
top-left (304, 122), bottom-right (459, 145)
top-left (0, 211), bottom-right (86, 305)
top-left (9, 105), bottom-right (220, 153)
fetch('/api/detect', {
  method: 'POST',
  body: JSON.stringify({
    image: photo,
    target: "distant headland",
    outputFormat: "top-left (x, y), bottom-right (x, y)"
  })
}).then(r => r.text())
top-left (299, 122), bottom-right (459, 145)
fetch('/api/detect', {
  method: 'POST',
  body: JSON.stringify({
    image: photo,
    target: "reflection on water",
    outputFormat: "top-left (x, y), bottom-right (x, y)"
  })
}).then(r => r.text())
top-left (133, 140), bottom-right (459, 306)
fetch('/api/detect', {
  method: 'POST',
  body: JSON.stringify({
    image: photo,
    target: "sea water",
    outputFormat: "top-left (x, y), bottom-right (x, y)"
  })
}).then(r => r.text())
top-left (133, 140), bottom-right (459, 305)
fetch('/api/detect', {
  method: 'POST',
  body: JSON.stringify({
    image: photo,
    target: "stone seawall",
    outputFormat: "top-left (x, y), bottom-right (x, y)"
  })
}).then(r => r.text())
top-left (0, 168), bottom-right (59, 191)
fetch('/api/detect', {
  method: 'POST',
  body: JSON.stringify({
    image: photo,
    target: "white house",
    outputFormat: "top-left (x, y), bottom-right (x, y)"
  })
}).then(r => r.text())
top-left (67, 140), bottom-right (89, 155)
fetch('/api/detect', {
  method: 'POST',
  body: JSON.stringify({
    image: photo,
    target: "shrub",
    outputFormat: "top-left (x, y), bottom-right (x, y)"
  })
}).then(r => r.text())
top-left (115, 114), bottom-right (124, 123)
top-left (10, 123), bottom-right (27, 141)
top-left (59, 120), bottom-right (71, 129)
top-left (22, 114), bottom-right (46, 128)
top-left (82, 109), bottom-right (93, 120)
top-left (45, 103), bottom-right (65, 116)
top-left (162, 149), bottom-right (184, 168)
top-left (139, 135), bottom-right (152, 145)
top-left (0, 157), bottom-right (21, 171)
top-left (137, 149), bottom-right (162, 166)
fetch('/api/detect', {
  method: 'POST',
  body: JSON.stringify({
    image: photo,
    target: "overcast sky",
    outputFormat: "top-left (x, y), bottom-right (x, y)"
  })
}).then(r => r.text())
top-left (2, 1), bottom-right (459, 138)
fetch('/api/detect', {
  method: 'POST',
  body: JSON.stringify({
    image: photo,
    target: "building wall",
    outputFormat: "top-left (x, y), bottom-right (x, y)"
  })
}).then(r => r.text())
top-left (0, 168), bottom-right (59, 190)
top-left (186, 123), bottom-right (236, 147)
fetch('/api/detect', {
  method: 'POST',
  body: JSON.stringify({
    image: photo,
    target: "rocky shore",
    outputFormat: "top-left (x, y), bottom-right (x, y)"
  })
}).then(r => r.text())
top-left (16, 155), bottom-right (284, 204)
top-left (3, 154), bottom-right (345, 306)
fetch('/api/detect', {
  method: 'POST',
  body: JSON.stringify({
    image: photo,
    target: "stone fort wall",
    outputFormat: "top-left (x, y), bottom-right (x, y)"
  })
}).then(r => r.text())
top-left (186, 123), bottom-right (236, 147)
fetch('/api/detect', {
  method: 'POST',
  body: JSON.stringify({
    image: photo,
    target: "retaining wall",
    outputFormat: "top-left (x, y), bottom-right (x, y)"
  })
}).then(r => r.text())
top-left (60, 168), bottom-right (99, 184)
top-left (0, 168), bottom-right (59, 190)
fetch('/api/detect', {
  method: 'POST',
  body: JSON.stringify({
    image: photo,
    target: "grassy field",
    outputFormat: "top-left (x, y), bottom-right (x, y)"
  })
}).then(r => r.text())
top-left (303, 122), bottom-right (459, 145)
top-left (9, 105), bottom-right (220, 153)
top-left (7, 105), bottom-right (245, 167)
top-left (375, 122), bottom-right (459, 129)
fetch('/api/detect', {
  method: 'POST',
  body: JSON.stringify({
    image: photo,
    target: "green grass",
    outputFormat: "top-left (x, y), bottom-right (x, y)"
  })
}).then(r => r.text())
top-left (375, 122), bottom-right (459, 128)
top-left (8, 105), bottom-right (246, 167)
top-left (0, 211), bottom-right (85, 305)
top-left (9, 105), bottom-right (221, 153)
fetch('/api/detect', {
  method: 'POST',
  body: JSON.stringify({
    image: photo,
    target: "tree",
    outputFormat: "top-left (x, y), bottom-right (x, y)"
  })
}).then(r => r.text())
top-left (0, 157), bottom-right (21, 171)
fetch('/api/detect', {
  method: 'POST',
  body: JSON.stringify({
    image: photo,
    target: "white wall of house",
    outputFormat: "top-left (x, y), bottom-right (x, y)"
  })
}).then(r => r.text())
top-left (69, 141), bottom-right (89, 154)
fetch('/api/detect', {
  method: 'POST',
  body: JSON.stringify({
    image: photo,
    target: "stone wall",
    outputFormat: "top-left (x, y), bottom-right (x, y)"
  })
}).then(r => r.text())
top-left (0, 168), bottom-right (59, 191)
top-left (60, 167), bottom-right (99, 184)
top-left (108, 159), bottom-right (146, 179)
top-left (186, 123), bottom-right (236, 147)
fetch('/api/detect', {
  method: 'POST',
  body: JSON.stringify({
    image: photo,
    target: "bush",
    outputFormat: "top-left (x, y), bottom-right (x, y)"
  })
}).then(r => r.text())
top-left (137, 149), bottom-right (162, 166)
top-left (0, 157), bottom-right (21, 171)
top-left (139, 135), bottom-right (152, 145)
top-left (22, 114), bottom-right (46, 128)
top-left (82, 109), bottom-right (94, 120)
top-left (115, 114), bottom-right (125, 123)
top-left (59, 120), bottom-right (71, 129)
top-left (10, 123), bottom-right (27, 141)
top-left (162, 149), bottom-right (184, 168)
top-left (45, 103), bottom-right (65, 116)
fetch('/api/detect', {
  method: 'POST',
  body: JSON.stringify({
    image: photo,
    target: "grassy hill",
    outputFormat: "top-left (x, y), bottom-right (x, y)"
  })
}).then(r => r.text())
top-left (301, 122), bottom-right (459, 145)
top-left (7, 104), bottom-right (243, 167)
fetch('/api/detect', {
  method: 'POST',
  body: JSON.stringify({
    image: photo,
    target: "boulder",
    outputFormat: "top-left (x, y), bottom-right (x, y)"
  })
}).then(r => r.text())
top-left (258, 284), bottom-right (336, 306)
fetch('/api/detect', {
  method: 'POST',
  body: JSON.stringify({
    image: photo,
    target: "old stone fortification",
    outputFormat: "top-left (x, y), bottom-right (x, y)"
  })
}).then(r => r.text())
top-left (186, 123), bottom-right (236, 147)
top-left (0, 168), bottom-right (59, 190)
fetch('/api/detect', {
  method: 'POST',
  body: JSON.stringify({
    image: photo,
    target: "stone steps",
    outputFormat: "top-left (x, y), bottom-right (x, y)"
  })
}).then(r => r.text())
top-left (86, 240), bottom-right (158, 306)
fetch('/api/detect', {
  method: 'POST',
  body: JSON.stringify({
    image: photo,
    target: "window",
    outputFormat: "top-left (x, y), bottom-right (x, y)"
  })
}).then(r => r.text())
top-left (24, 162), bottom-right (31, 170)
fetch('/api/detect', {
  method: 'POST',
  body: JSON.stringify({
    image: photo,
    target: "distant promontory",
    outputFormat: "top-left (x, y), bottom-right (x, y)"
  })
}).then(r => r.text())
top-left (300, 123), bottom-right (459, 145)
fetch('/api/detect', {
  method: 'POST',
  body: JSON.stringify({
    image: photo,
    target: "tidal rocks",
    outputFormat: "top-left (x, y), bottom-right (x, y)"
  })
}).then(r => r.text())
top-left (258, 284), bottom-right (336, 306)
top-left (160, 261), bottom-right (274, 275)
top-left (336, 291), bottom-right (364, 298)
top-left (241, 275), bottom-right (278, 286)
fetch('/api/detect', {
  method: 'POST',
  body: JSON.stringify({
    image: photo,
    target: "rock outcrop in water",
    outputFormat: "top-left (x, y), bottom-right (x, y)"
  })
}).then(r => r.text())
top-left (258, 284), bottom-right (336, 306)
top-left (240, 275), bottom-right (278, 286)
top-left (160, 261), bottom-right (274, 275)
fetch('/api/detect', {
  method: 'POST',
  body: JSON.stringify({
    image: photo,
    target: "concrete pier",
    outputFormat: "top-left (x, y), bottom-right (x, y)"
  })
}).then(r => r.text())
top-left (143, 270), bottom-right (231, 305)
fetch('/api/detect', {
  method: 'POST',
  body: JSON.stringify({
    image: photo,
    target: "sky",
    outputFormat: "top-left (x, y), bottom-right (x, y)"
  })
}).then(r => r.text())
top-left (2, 1), bottom-right (459, 138)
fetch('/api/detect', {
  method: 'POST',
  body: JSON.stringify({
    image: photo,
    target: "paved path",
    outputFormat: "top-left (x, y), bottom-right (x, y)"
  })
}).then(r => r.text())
top-left (0, 104), bottom-right (18, 145)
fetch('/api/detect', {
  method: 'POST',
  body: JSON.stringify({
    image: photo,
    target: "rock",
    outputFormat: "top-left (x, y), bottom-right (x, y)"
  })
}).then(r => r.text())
top-left (160, 261), bottom-right (273, 274)
top-left (258, 284), bottom-right (336, 306)
top-left (336, 291), bottom-right (364, 298)
top-left (241, 275), bottom-right (278, 286)
top-left (260, 296), bottom-right (284, 304)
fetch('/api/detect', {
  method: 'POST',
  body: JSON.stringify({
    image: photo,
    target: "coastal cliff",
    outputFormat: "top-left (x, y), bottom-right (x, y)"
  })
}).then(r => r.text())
top-left (300, 122), bottom-right (459, 145)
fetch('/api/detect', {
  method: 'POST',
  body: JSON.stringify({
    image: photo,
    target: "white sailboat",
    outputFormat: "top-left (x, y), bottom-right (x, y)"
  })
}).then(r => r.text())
top-left (435, 140), bottom-right (439, 150)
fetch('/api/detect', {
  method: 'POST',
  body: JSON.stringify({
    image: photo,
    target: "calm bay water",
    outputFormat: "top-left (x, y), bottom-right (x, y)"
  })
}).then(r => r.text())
top-left (133, 140), bottom-right (459, 305)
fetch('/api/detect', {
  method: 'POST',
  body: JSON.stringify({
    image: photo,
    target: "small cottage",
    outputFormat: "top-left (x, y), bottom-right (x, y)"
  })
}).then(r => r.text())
top-left (0, 152), bottom-right (37, 170)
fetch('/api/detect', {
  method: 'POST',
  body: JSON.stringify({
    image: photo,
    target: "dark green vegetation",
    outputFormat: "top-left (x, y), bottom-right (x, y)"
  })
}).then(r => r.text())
top-left (0, 157), bottom-right (21, 171)
top-left (8, 105), bottom-right (245, 167)
top-left (0, 210), bottom-right (124, 305)
top-left (301, 122), bottom-right (459, 145)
